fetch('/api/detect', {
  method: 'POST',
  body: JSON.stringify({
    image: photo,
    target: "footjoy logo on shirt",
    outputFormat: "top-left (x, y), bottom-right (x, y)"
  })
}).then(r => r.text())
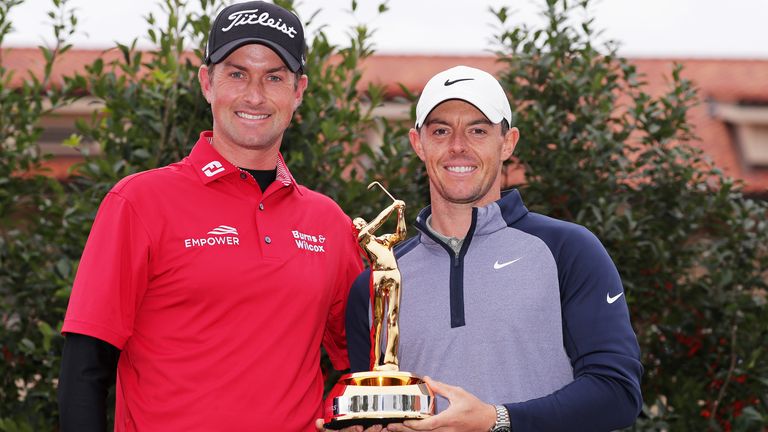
top-left (184, 225), bottom-right (240, 248)
top-left (202, 161), bottom-right (225, 177)
top-left (292, 230), bottom-right (326, 253)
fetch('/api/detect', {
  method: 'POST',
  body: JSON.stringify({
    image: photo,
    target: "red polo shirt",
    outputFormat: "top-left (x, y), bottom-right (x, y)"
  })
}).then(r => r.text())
top-left (63, 131), bottom-right (363, 431)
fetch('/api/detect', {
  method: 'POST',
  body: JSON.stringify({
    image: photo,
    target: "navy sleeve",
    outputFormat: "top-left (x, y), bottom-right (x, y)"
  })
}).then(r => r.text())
top-left (505, 222), bottom-right (643, 432)
top-left (346, 270), bottom-right (372, 372)
top-left (58, 332), bottom-right (120, 432)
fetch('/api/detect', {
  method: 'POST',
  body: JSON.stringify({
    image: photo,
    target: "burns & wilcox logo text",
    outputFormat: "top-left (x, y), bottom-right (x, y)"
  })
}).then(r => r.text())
top-left (292, 230), bottom-right (326, 253)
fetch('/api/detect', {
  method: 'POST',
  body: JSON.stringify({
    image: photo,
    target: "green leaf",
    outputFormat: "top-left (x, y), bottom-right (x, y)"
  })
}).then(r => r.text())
top-left (62, 133), bottom-right (82, 148)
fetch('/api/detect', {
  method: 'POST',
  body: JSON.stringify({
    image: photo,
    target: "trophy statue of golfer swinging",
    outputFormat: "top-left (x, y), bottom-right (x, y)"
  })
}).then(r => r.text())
top-left (323, 182), bottom-right (434, 429)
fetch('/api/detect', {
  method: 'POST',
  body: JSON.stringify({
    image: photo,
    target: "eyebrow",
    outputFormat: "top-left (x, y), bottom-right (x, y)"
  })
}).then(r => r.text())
top-left (423, 119), bottom-right (450, 127)
top-left (266, 66), bottom-right (290, 74)
top-left (221, 61), bottom-right (247, 72)
top-left (220, 62), bottom-right (289, 75)
top-left (468, 119), bottom-right (493, 126)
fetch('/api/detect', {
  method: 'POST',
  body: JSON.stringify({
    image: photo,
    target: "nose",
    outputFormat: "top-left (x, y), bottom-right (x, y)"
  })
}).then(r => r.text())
top-left (447, 133), bottom-right (468, 154)
top-left (242, 79), bottom-right (266, 105)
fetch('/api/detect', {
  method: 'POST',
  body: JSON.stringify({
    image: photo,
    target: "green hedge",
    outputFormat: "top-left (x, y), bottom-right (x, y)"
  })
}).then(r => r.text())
top-left (0, 0), bottom-right (765, 430)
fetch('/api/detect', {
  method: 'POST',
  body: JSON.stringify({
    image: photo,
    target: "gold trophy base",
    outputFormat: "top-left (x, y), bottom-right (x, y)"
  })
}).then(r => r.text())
top-left (323, 371), bottom-right (435, 430)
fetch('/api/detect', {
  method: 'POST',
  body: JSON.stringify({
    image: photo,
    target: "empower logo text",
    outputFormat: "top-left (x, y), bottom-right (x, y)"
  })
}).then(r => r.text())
top-left (185, 225), bottom-right (240, 248)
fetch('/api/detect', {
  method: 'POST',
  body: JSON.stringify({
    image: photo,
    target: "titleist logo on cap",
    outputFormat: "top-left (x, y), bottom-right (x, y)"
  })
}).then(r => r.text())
top-left (221, 8), bottom-right (298, 38)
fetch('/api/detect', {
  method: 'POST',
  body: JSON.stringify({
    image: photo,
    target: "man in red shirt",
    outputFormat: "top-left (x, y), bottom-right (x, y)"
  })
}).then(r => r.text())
top-left (57, 2), bottom-right (363, 430)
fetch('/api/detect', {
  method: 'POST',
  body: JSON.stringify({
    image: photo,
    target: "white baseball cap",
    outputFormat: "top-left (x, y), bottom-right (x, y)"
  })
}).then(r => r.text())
top-left (415, 65), bottom-right (512, 128)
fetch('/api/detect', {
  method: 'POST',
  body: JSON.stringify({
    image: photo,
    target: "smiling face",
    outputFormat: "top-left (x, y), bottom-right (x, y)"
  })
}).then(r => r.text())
top-left (409, 99), bottom-right (519, 209)
top-left (198, 43), bottom-right (308, 168)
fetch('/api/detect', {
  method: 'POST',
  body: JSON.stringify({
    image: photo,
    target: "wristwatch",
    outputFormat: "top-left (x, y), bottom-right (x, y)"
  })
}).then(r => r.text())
top-left (489, 404), bottom-right (511, 432)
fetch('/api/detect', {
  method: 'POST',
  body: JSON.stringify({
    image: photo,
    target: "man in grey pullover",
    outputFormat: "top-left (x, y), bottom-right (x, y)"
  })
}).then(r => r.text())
top-left (343, 65), bottom-right (643, 432)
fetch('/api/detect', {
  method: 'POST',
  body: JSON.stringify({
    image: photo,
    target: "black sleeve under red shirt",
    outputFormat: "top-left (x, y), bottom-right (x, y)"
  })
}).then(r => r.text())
top-left (58, 333), bottom-right (120, 432)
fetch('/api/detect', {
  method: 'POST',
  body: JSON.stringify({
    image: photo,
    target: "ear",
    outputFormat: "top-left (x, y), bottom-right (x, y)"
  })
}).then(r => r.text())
top-left (409, 128), bottom-right (426, 162)
top-left (198, 65), bottom-right (213, 104)
top-left (294, 74), bottom-right (309, 109)
top-left (501, 126), bottom-right (520, 161)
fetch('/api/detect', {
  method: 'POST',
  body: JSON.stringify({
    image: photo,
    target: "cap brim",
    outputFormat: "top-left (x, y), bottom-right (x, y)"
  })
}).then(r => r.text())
top-left (207, 38), bottom-right (302, 72)
top-left (416, 93), bottom-right (505, 128)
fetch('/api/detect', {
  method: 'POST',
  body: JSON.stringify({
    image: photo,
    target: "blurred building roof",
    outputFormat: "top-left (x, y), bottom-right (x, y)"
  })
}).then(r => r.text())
top-left (3, 48), bottom-right (768, 195)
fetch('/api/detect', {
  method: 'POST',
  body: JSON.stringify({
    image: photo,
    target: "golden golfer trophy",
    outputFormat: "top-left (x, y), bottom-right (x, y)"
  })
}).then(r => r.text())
top-left (323, 182), bottom-right (435, 429)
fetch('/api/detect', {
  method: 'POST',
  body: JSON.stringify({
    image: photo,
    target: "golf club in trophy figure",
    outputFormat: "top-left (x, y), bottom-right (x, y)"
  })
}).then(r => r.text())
top-left (323, 182), bottom-right (435, 429)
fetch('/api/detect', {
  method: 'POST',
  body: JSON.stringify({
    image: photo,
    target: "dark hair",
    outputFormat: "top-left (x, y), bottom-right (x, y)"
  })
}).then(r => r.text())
top-left (500, 119), bottom-right (510, 135)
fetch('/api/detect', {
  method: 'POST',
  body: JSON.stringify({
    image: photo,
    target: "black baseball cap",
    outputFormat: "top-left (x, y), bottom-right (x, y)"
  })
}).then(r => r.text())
top-left (205, 1), bottom-right (306, 72)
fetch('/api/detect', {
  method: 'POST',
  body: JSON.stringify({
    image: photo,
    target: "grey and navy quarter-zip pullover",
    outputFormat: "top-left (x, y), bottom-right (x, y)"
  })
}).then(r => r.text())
top-left (346, 189), bottom-right (643, 432)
